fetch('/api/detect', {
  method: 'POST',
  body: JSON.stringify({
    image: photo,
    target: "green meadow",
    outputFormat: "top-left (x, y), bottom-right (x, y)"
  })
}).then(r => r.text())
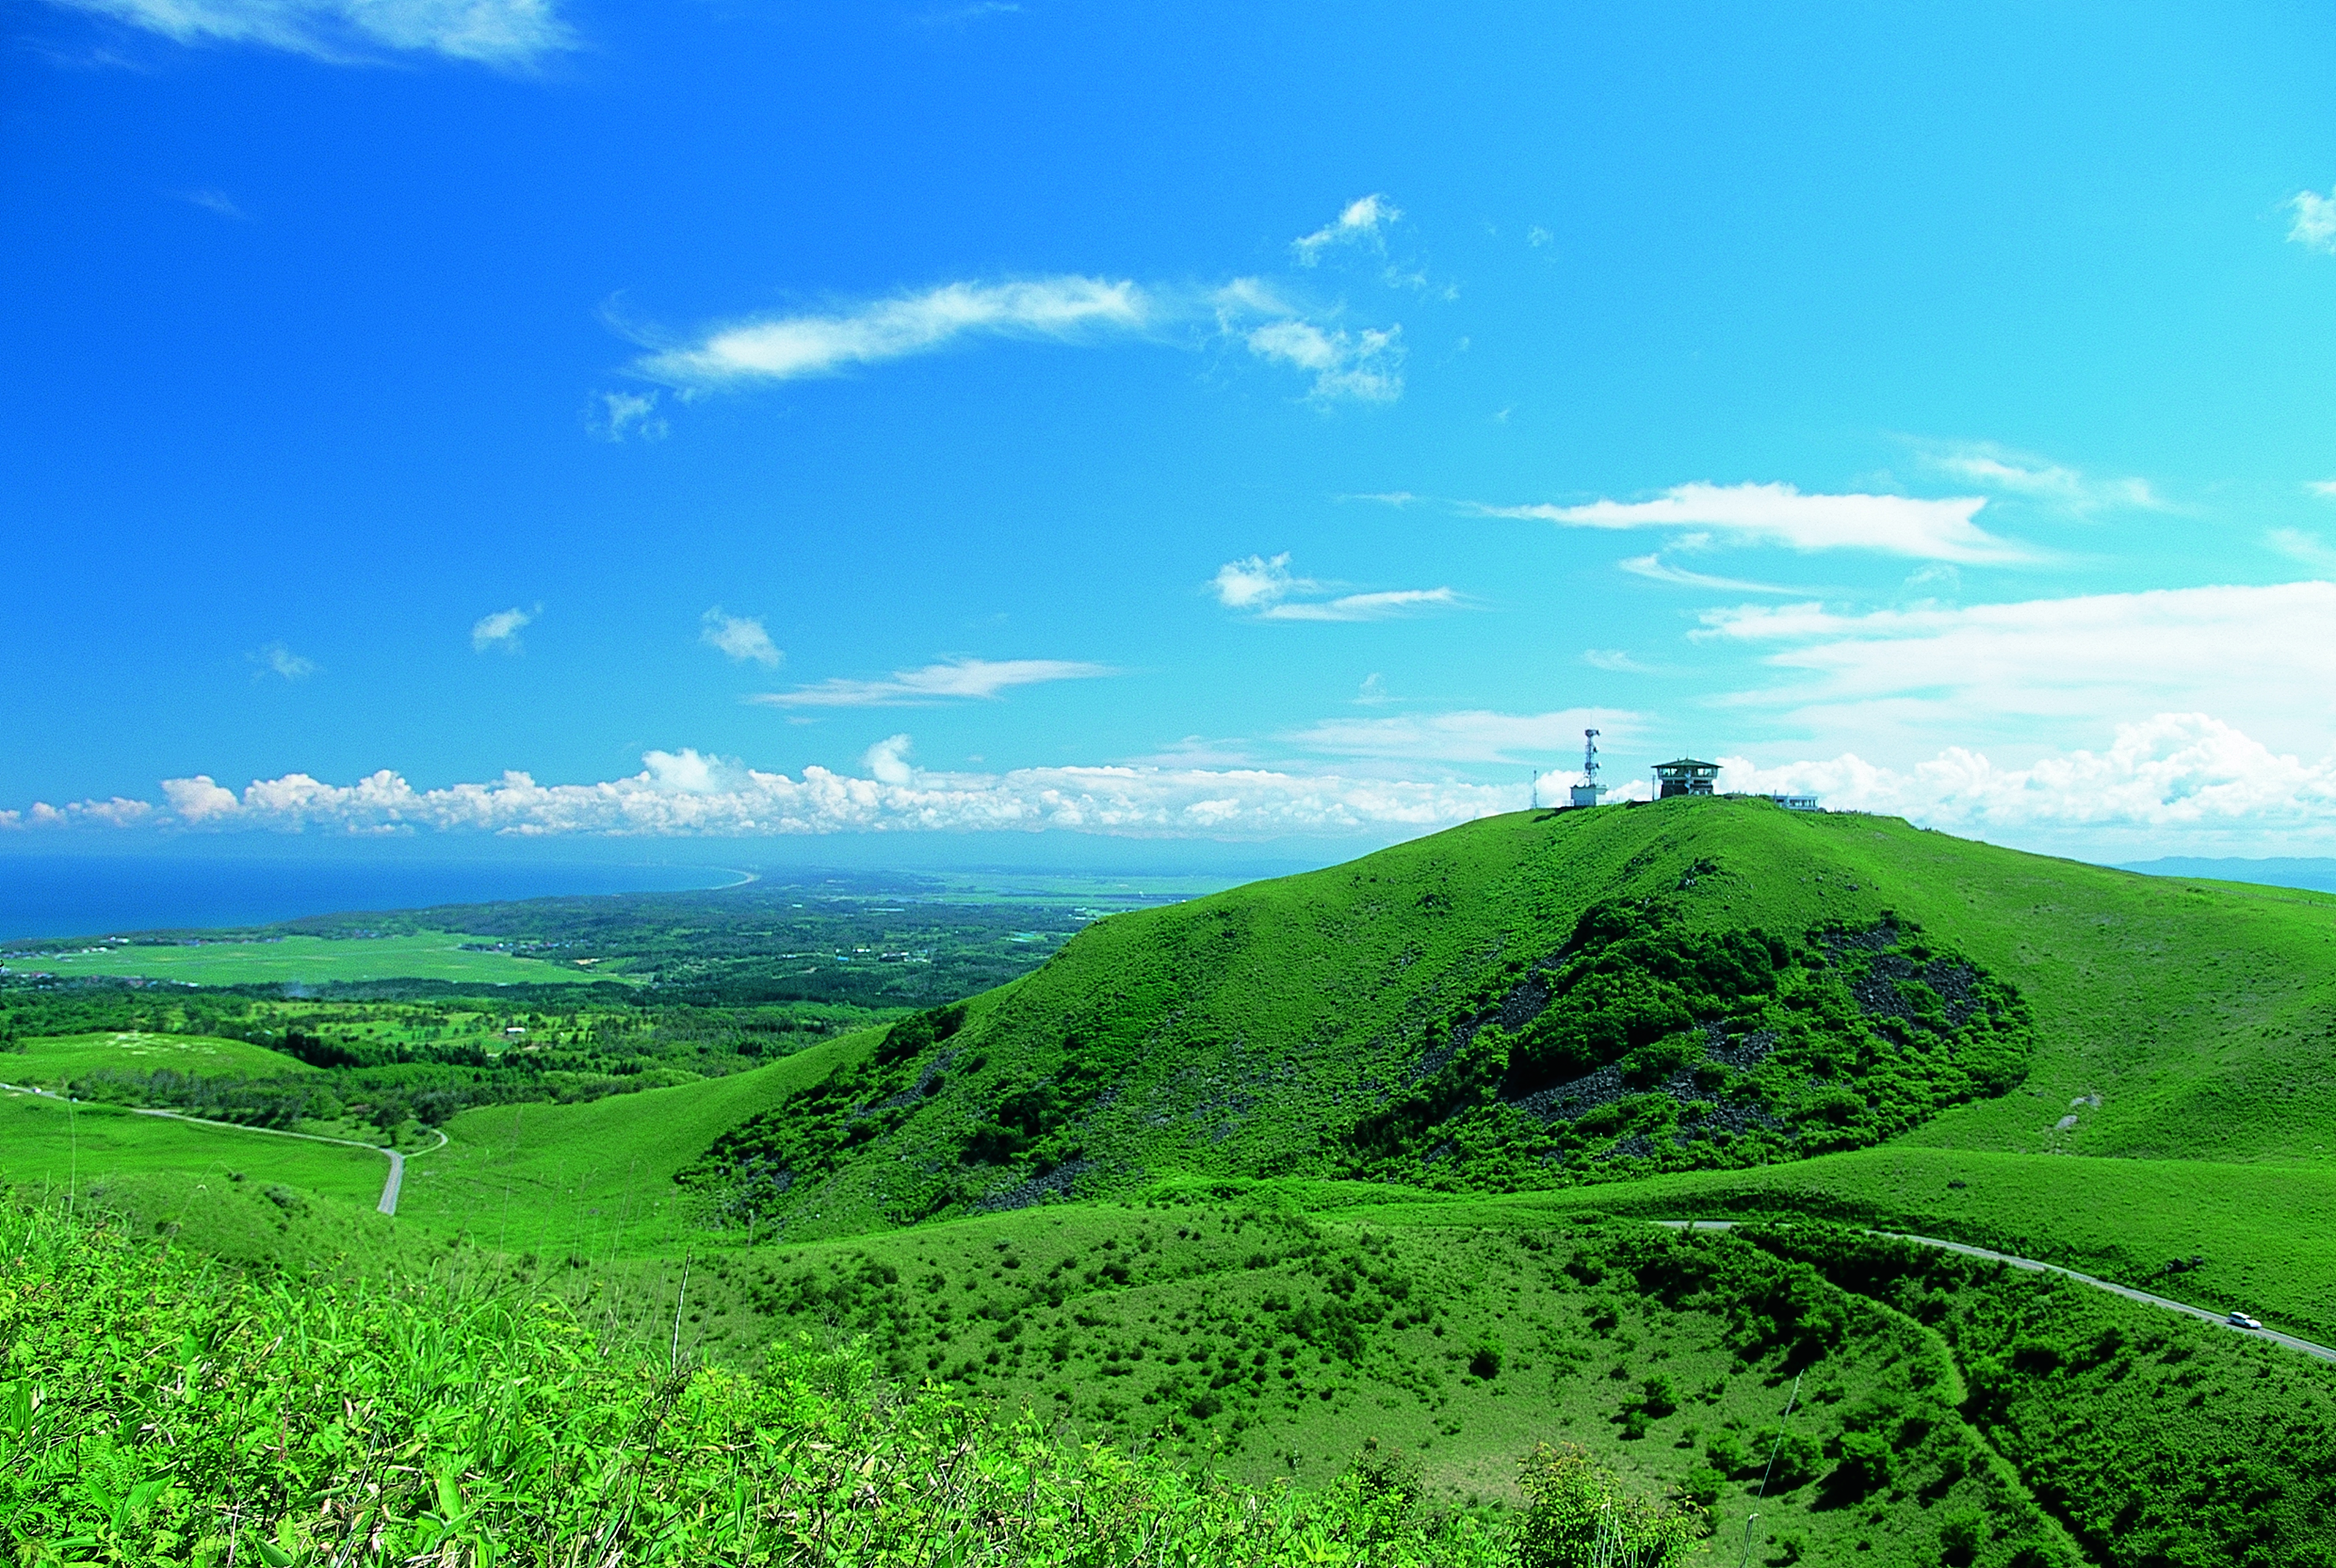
top-left (4, 930), bottom-right (617, 986)
top-left (0, 1089), bottom-right (390, 1210)
top-left (7, 1030), bottom-right (312, 1084)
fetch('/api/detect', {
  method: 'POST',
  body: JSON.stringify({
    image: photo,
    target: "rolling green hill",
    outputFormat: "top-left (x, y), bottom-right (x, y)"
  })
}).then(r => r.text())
top-left (668, 799), bottom-right (2336, 1242)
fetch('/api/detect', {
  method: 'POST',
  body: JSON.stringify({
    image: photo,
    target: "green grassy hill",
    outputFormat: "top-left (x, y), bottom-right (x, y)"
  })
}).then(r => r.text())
top-left (9, 1030), bottom-right (313, 1084)
top-left (665, 799), bottom-right (2336, 1242)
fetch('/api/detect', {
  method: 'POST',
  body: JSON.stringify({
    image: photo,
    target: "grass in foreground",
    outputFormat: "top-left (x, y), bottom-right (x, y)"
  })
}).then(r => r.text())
top-left (4, 1200), bottom-right (1729, 1568)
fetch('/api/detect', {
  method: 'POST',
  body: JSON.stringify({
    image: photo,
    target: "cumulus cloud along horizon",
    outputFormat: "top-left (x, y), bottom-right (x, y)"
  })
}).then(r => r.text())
top-left (749, 656), bottom-right (1113, 708)
top-left (1210, 552), bottom-right (1457, 621)
top-left (51, 0), bottom-right (574, 63)
top-left (1482, 481), bottom-right (2034, 564)
top-left (10, 710), bottom-right (2336, 850)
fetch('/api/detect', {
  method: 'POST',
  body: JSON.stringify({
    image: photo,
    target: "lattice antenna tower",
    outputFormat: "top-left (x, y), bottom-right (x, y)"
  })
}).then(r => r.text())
top-left (1582, 728), bottom-right (1601, 788)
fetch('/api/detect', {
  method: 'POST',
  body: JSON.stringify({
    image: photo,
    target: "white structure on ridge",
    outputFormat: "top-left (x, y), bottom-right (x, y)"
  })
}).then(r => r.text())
top-left (1570, 729), bottom-right (1606, 808)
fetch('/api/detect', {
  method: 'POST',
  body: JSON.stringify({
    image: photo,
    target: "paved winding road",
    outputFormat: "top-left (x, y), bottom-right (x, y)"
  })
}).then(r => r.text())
top-left (2, 1080), bottom-right (442, 1216)
top-left (1656, 1219), bottom-right (2336, 1363)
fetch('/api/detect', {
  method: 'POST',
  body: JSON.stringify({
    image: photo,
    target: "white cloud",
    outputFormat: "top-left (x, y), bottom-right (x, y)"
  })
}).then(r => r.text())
top-left (181, 188), bottom-right (246, 219)
top-left (864, 733), bottom-right (915, 785)
top-left (1915, 440), bottom-right (2160, 513)
top-left (1700, 581), bottom-right (2336, 756)
top-left (1264, 588), bottom-right (1459, 622)
top-left (637, 277), bottom-right (1149, 388)
top-left (589, 390), bottom-right (666, 443)
top-left (2307, 480), bottom-right (2336, 500)
top-left (2266, 528), bottom-right (2336, 572)
top-left (2288, 187), bottom-right (2336, 254)
top-left (1484, 481), bottom-right (2033, 564)
top-left (1292, 194), bottom-right (1401, 265)
top-left (700, 608), bottom-right (781, 667)
top-left (1618, 553), bottom-right (1804, 595)
top-left (251, 641), bottom-right (318, 680)
top-left (471, 605), bottom-right (535, 653)
top-left (1211, 552), bottom-right (1310, 610)
top-left (53, 0), bottom-right (572, 64)
top-left (1286, 707), bottom-right (1638, 767)
top-left (1582, 649), bottom-right (1650, 673)
top-left (1239, 318), bottom-right (1404, 402)
top-left (1717, 714), bottom-right (2336, 851)
top-left (749, 656), bottom-right (1111, 709)
top-left (160, 775), bottom-right (240, 821)
top-left (1527, 225), bottom-right (1553, 248)
top-left (1210, 552), bottom-right (1458, 621)
top-left (69, 753), bottom-right (1523, 840)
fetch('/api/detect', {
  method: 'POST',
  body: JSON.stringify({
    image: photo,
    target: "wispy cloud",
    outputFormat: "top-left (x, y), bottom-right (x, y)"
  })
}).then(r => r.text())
top-left (588, 390), bottom-right (666, 442)
top-left (1286, 707), bottom-right (1636, 767)
top-left (51, 0), bottom-right (573, 64)
top-left (1913, 440), bottom-right (2160, 513)
top-left (635, 277), bottom-right (1149, 388)
top-left (913, 1), bottom-right (1019, 26)
top-left (1292, 194), bottom-right (1401, 265)
top-left (471, 605), bottom-right (535, 654)
top-left (1483, 481), bottom-right (2033, 565)
top-left (2289, 187), bottom-right (2336, 254)
top-left (2307, 480), bottom-right (2336, 500)
top-left (749, 656), bottom-right (1111, 708)
top-left (1582, 649), bottom-right (1651, 673)
top-left (1699, 581), bottom-right (2336, 756)
top-left (180, 187), bottom-right (246, 219)
top-left (1209, 552), bottom-right (1459, 622)
top-left (1238, 318), bottom-right (1403, 403)
top-left (700, 608), bottom-right (781, 667)
top-left (2266, 528), bottom-right (2336, 573)
top-left (251, 641), bottom-right (317, 680)
top-left (1618, 553), bottom-right (1805, 595)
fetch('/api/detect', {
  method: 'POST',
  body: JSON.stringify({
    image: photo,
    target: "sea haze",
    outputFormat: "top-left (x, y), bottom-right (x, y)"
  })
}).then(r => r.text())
top-left (0, 853), bottom-right (744, 942)
top-left (2119, 858), bottom-right (2336, 895)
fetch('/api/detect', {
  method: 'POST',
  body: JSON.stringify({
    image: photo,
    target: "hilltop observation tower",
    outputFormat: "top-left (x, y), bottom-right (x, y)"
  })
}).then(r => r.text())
top-left (1569, 729), bottom-right (1606, 808)
top-left (1654, 758), bottom-right (1721, 798)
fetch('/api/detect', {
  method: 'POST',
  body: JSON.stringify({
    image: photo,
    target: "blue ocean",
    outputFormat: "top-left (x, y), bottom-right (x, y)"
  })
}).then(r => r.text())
top-left (0, 854), bottom-right (744, 941)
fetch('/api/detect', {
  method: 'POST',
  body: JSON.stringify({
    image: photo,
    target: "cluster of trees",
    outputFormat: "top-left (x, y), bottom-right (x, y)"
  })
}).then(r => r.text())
top-left (1348, 905), bottom-right (2034, 1188)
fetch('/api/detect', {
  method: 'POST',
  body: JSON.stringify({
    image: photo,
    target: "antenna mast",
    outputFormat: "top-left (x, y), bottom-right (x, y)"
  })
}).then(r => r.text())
top-left (1569, 728), bottom-right (1605, 809)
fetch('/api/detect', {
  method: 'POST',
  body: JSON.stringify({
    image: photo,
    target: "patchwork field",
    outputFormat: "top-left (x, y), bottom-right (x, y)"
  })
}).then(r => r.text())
top-left (2, 930), bottom-right (618, 986)
top-left (7, 1030), bottom-right (313, 1083)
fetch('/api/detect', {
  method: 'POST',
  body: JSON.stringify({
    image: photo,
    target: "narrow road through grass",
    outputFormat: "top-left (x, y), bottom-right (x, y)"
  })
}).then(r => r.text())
top-left (1659, 1218), bottom-right (2336, 1363)
top-left (0, 1080), bottom-right (443, 1216)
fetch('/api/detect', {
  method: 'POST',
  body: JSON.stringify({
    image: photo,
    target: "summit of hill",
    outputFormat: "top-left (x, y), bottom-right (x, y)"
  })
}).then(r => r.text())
top-left (668, 797), bottom-right (2336, 1241)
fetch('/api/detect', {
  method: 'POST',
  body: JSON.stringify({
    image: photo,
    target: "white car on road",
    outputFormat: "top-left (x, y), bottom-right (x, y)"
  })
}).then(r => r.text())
top-left (2228, 1311), bottom-right (2264, 1330)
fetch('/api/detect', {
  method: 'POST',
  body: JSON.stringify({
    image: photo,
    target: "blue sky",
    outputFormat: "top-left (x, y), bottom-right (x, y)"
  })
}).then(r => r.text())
top-left (7, 1), bottom-right (2336, 864)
